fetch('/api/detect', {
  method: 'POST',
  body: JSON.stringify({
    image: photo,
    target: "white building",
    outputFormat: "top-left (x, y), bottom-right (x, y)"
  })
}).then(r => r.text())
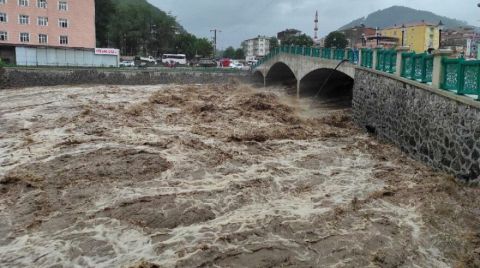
top-left (242, 36), bottom-right (270, 61)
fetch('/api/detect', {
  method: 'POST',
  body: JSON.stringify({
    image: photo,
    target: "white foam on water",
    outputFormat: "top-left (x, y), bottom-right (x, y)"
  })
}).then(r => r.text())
top-left (0, 84), bottom-right (468, 267)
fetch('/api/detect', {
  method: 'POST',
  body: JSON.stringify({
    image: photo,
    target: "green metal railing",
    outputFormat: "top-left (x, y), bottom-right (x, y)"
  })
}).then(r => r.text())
top-left (376, 50), bottom-right (397, 74)
top-left (361, 49), bottom-right (373, 68)
top-left (253, 45), bottom-right (480, 101)
top-left (347, 50), bottom-right (359, 64)
top-left (401, 52), bottom-right (433, 83)
top-left (441, 58), bottom-right (480, 99)
top-left (321, 48), bottom-right (332, 59)
top-left (334, 49), bottom-right (345, 60)
top-left (252, 45), bottom-right (365, 69)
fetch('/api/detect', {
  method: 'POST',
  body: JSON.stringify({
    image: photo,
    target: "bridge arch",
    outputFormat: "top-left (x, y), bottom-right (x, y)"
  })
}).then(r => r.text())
top-left (252, 71), bottom-right (264, 85)
top-left (265, 61), bottom-right (297, 88)
top-left (299, 68), bottom-right (354, 104)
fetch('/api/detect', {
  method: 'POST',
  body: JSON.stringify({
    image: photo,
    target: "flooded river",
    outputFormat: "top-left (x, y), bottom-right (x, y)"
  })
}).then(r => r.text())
top-left (0, 83), bottom-right (479, 267)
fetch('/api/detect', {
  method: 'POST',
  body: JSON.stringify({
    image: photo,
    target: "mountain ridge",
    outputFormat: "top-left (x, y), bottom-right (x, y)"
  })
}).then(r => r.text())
top-left (339, 6), bottom-right (472, 30)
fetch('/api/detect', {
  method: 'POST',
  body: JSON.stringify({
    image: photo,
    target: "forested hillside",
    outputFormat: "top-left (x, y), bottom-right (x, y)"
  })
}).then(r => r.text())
top-left (95, 0), bottom-right (212, 58)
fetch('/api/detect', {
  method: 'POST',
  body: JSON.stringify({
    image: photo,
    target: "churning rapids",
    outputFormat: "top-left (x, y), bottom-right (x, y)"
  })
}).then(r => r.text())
top-left (0, 82), bottom-right (479, 268)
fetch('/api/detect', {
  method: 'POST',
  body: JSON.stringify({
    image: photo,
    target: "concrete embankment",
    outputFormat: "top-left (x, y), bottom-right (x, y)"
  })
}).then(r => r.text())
top-left (0, 67), bottom-right (251, 89)
top-left (353, 67), bottom-right (480, 180)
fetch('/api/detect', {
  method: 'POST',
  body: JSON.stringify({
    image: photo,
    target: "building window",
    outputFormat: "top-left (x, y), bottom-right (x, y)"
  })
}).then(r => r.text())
top-left (18, 0), bottom-right (28, 6)
top-left (0, 31), bottom-right (7, 41)
top-left (37, 0), bottom-right (46, 8)
top-left (38, 16), bottom-right (48, 26)
top-left (0, 13), bottom-right (6, 23)
top-left (59, 35), bottom-right (68, 45)
top-left (58, 18), bottom-right (68, 28)
top-left (38, 34), bottom-right (47, 44)
top-left (20, 32), bottom-right (29, 42)
top-left (19, 15), bottom-right (29, 24)
top-left (0, 0), bottom-right (6, 5)
top-left (58, 1), bottom-right (67, 11)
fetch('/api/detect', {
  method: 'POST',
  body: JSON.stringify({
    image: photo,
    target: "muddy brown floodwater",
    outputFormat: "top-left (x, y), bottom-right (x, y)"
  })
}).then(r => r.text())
top-left (0, 82), bottom-right (479, 268)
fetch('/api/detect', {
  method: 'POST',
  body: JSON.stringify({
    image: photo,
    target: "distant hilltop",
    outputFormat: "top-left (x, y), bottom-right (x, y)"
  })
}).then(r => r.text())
top-left (339, 6), bottom-right (472, 30)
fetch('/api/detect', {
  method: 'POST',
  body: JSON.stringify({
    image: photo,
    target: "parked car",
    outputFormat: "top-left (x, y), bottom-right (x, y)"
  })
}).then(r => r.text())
top-left (119, 60), bottom-right (135, 67)
top-left (230, 62), bottom-right (250, 71)
top-left (140, 56), bottom-right (157, 64)
top-left (198, 58), bottom-right (217, 68)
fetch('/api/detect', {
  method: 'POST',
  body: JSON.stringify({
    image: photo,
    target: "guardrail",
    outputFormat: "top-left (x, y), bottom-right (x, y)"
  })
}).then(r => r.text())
top-left (376, 49), bottom-right (397, 74)
top-left (401, 52), bottom-right (434, 83)
top-left (253, 45), bottom-right (478, 100)
top-left (361, 49), bottom-right (373, 68)
top-left (252, 45), bottom-right (359, 69)
top-left (441, 58), bottom-right (480, 99)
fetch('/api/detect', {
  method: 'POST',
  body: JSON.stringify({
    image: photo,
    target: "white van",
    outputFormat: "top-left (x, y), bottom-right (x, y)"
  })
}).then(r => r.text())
top-left (161, 54), bottom-right (187, 65)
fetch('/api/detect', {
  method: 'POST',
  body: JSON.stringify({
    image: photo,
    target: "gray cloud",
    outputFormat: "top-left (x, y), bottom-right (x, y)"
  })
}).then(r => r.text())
top-left (150, 0), bottom-right (479, 48)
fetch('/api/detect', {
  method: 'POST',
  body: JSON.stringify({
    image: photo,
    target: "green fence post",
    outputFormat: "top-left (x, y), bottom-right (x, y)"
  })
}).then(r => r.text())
top-left (375, 48), bottom-right (382, 70)
top-left (330, 47), bottom-right (335, 59)
top-left (419, 53), bottom-right (429, 83)
top-left (401, 53), bottom-right (407, 77)
top-left (410, 53), bottom-right (416, 80)
top-left (457, 58), bottom-right (465, 95)
top-left (358, 48), bottom-right (363, 67)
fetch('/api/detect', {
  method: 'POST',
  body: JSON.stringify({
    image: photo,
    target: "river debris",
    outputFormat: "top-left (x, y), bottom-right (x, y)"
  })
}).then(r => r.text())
top-left (0, 83), bottom-right (478, 267)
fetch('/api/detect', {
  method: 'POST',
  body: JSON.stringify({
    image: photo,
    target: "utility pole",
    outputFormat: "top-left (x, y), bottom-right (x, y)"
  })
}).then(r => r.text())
top-left (210, 29), bottom-right (221, 58)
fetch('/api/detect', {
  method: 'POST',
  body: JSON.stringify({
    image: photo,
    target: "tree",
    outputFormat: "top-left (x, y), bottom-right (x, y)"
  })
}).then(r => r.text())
top-left (194, 38), bottom-right (213, 58)
top-left (173, 33), bottom-right (197, 59)
top-left (269, 37), bottom-right (279, 50)
top-left (234, 48), bottom-right (245, 60)
top-left (95, 0), bottom-right (116, 47)
top-left (282, 34), bottom-right (314, 47)
top-left (223, 46), bottom-right (236, 58)
top-left (325, 31), bottom-right (348, 49)
top-left (108, 0), bottom-right (177, 56)
top-left (97, 0), bottom-right (211, 58)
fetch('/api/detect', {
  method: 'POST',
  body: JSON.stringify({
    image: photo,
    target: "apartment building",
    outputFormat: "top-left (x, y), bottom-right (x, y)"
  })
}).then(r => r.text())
top-left (339, 25), bottom-right (376, 48)
top-left (0, 0), bottom-right (98, 65)
top-left (442, 27), bottom-right (480, 58)
top-left (277, 29), bottom-right (301, 44)
top-left (242, 36), bottom-right (270, 61)
top-left (381, 21), bottom-right (440, 53)
top-left (0, 0), bottom-right (95, 47)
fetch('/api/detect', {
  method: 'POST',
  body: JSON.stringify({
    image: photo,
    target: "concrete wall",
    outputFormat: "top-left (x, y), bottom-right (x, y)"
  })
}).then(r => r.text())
top-left (0, 68), bottom-right (251, 89)
top-left (353, 68), bottom-right (480, 180)
top-left (15, 47), bottom-right (119, 67)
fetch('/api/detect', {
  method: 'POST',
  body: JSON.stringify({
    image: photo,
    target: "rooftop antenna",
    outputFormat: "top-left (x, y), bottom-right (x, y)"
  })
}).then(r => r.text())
top-left (314, 10), bottom-right (319, 41)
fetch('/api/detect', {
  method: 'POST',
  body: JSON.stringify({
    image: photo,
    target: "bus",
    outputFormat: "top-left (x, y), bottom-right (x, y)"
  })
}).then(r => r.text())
top-left (161, 54), bottom-right (187, 66)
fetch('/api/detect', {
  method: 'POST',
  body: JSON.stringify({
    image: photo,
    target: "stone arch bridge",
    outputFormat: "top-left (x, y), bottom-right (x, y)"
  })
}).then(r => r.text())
top-left (252, 46), bottom-right (480, 181)
top-left (253, 52), bottom-right (356, 99)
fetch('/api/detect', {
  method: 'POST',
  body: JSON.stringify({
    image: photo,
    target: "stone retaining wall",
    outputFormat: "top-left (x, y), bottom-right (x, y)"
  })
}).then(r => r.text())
top-left (0, 68), bottom-right (250, 89)
top-left (353, 68), bottom-right (480, 180)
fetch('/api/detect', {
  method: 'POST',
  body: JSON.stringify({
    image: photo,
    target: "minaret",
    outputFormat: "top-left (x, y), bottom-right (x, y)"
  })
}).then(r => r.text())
top-left (314, 10), bottom-right (319, 41)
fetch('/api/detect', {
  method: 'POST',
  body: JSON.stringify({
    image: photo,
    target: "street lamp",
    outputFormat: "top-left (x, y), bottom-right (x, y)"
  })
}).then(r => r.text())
top-left (361, 33), bottom-right (366, 47)
top-left (401, 24), bottom-right (406, 47)
top-left (375, 27), bottom-right (380, 46)
top-left (438, 20), bottom-right (444, 49)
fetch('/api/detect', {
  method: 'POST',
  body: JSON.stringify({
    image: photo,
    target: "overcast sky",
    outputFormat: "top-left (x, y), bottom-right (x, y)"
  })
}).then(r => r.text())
top-left (150, 0), bottom-right (479, 49)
